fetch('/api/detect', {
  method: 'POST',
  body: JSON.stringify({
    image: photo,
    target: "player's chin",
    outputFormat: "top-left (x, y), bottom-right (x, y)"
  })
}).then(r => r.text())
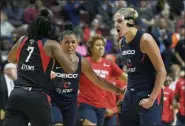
top-left (67, 50), bottom-right (75, 54)
top-left (100, 53), bottom-right (104, 57)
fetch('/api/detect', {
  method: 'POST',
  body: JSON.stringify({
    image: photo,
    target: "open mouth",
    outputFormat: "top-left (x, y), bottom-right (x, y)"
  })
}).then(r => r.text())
top-left (116, 28), bottom-right (120, 33)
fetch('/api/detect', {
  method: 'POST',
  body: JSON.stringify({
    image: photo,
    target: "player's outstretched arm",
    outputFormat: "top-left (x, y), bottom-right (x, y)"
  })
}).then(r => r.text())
top-left (47, 40), bottom-right (78, 73)
top-left (81, 57), bottom-right (125, 95)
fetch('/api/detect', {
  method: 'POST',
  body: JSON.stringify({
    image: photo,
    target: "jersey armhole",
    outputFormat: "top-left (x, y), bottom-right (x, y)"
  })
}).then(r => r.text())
top-left (76, 52), bottom-right (82, 73)
top-left (52, 59), bottom-right (56, 70)
top-left (119, 38), bottom-right (123, 50)
top-left (139, 33), bottom-right (147, 54)
top-left (16, 36), bottom-right (28, 63)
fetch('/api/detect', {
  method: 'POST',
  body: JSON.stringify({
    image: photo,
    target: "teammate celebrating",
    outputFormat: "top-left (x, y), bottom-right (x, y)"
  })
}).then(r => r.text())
top-left (78, 34), bottom-right (127, 126)
top-left (4, 9), bottom-right (79, 126)
top-left (114, 8), bottom-right (166, 126)
top-left (50, 23), bottom-right (126, 126)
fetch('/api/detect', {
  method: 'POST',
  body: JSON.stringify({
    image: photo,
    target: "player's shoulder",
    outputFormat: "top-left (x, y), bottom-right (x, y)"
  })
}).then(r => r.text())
top-left (17, 36), bottom-right (27, 43)
top-left (46, 39), bottom-right (59, 44)
top-left (141, 32), bottom-right (153, 42)
top-left (44, 39), bottom-right (60, 48)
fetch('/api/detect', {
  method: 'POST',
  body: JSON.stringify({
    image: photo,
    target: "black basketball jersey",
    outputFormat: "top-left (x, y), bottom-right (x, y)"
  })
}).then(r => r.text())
top-left (16, 37), bottom-right (53, 91)
top-left (120, 30), bottom-right (156, 90)
top-left (50, 53), bottom-right (81, 107)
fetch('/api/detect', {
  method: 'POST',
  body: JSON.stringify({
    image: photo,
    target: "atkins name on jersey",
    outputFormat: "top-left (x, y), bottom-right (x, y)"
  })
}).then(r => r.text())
top-left (21, 64), bottom-right (35, 71)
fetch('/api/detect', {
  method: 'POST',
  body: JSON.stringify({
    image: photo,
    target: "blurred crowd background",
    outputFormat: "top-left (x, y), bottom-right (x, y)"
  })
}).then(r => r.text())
top-left (0, 0), bottom-right (185, 72)
top-left (0, 0), bottom-right (185, 125)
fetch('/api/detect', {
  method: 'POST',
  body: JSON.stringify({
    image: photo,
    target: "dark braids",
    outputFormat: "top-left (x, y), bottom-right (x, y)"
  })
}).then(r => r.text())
top-left (27, 9), bottom-right (52, 39)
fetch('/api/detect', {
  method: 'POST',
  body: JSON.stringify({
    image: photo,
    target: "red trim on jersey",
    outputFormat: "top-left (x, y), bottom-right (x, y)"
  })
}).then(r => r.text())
top-left (37, 40), bottom-right (51, 73)
top-left (42, 92), bottom-right (51, 103)
top-left (141, 54), bottom-right (146, 63)
top-left (16, 37), bottom-right (28, 63)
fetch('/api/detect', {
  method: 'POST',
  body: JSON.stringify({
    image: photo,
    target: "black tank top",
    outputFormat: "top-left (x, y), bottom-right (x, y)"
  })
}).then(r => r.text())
top-left (121, 30), bottom-right (155, 90)
top-left (50, 53), bottom-right (81, 107)
top-left (16, 37), bottom-right (53, 91)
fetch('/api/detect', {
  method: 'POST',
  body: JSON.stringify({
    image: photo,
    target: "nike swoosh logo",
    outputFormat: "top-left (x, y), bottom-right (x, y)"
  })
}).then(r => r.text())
top-left (56, 67), bottom-right (61, 69)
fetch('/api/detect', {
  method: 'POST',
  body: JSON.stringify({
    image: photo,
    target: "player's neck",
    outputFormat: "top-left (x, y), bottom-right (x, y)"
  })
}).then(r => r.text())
top-left (125, 27), bottom-right (137, 43)
top-left (91, 55), bottom-right (102, 62)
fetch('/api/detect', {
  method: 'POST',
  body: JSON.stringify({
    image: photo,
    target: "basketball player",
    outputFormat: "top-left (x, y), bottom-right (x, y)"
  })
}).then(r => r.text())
top-left (50, 23), bottom-right (126, 126)
top-left (78, 34), bottom-right (127, 126)
top-left (114, 8), bottom-right (167, 126)
top-left (4, 9), bottom-right (79, 126)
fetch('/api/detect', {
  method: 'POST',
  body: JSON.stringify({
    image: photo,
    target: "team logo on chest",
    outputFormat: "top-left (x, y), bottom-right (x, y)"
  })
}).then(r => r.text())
top-left (56, 81), bottom-right (73, 94)
top-left (125, 59), bottom-right (136, 72)
top-left (122, 50), bottom-right (135, 55)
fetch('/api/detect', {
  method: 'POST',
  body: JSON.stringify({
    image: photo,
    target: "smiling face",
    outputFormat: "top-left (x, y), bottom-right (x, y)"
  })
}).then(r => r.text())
top-left (90, 39), bottom-right (105, 58)
top-left (60, 34), bottom-right (78, 54)
top-left (114, 13), bottom-right (129, 38)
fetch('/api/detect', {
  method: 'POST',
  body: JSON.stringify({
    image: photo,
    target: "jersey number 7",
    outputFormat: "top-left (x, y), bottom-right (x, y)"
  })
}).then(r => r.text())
top-left (25, 46), bottom-right (34, 62)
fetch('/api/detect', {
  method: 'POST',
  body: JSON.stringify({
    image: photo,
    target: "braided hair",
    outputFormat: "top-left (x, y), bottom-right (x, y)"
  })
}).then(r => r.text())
top-left (27, 9), bottom-right (52, 39)
top-left (60, 22), bottom-right (76, 41)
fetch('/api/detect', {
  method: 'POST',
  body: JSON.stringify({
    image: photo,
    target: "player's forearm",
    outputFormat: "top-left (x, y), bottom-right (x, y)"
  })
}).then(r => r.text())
top-left (96, 77), bottom-right (120, 94)
top-left (150, 70), bottom-right (166, 101)
top-left (118, 73), bottom-right (128, 83)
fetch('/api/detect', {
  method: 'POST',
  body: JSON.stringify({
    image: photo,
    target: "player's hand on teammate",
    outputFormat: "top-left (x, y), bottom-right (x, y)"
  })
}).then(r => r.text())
top-left (50, 71), bottom-right (56, 79)
top-left (105, 109), bottom-right (114, 117)
top-left (116, 100), bottom-right (123, 113)
top-left (118, 87), bottom-right (126, 95)
top-left (139, 98), bottom-right (155, 109)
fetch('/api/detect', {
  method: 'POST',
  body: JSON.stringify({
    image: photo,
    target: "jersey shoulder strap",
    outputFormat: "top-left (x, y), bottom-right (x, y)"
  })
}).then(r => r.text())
top-left (16, 36), bottom-right (28, 63)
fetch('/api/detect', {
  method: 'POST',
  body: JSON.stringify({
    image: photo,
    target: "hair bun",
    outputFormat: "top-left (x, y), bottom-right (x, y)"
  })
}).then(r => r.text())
top-left (40, 8), bottom-right (49, 17)
top-left (64, 22), bottom-right (73, 31)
